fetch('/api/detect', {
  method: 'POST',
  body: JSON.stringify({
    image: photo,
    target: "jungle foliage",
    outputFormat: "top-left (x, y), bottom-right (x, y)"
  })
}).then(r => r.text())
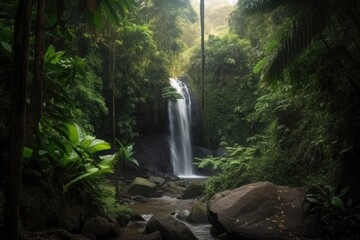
top-left (0, 0), bottom-right (195, 238)
top-left (189, 0), bottom-right (360, 211)
top-left (1, 0), bottom-right (360, 239)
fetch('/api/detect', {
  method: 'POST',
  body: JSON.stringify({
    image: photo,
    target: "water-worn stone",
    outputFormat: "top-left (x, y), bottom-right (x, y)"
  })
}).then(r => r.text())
top-left (127, 177), bottom-right (158, 197)
top-left (22, 229), bottom-right (90, 240)
top-left (208, 181), bottom-right (321, 240)
top-left (81, 216), bottom-right (121, 240)
top-left (149, 176), bottom-right (166, 186)
top-left (175, 210), bottom-right (190, 221)
top-left (128, 231), bottom-right (162, 240)
top-left (58, 199), bottom-right (87, 232)
top-left (189, 201), bottom-right (208, 223)
top-left (179, 182), bottom-right (205, 199)
top-left (162, 181), bottom-right (186, 196)
top-left (144, 215), bottom-right (197, 240)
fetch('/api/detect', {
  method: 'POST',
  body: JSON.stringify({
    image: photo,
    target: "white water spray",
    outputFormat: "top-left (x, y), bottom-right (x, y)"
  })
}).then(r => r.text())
top-left (168, 78), bottom-right (193, 176)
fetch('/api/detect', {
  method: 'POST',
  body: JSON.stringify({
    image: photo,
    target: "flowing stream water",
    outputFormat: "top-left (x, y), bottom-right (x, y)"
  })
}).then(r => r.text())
top-left (168, 78), bottom-right (194, 177)
top-left (121, 196), bottom-right (214, 240)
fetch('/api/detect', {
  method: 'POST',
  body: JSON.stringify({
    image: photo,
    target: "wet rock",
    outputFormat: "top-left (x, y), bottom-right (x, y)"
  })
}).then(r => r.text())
top-left (130, 213), bottom-right (146, 221)
top-left (189, 201), bottom-right (208, 223)
top-left (81, 216), bottom-right (121, 240)
top-left (58, 199), bottom-right (87, 232)
top-left (151, 189), bottom-right (165, 198)
top-left (127, 177), bottom-right (158, 197)
top-left (132, 195), bottom-right (149, 203)
top-left (21, 229), bottom-right (90, 240)
top-left (179, 182), bottom-right (205, 199)
top-left (116, 214), bottom-right (130, 227)
top-left (144, 215), bottom-right (197, 240)
top-left (149, 176), bottom-right (166, 186)
top-left (162, 181), bottom-right (186, 196)
top-left (128, 231), bottom-right (162, 240)
top-left (208, 181), bottom-right (321, 240)
top-left (175, 210), bottom-right (190, 221)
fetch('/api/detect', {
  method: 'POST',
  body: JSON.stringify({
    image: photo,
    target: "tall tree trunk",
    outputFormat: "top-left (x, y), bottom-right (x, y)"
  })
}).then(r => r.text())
top-left (25, 0), bottom-right (46, 144)
top-left (200, 0), bottom-right (205, 111)
top-left (110, 43), bottom-right (116, 150)
top-left (4, 0), bottom-right (34, 239)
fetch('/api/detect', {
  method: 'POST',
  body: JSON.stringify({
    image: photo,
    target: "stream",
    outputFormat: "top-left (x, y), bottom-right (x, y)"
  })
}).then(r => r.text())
top-left (121, 196), bottom-right (215, 240)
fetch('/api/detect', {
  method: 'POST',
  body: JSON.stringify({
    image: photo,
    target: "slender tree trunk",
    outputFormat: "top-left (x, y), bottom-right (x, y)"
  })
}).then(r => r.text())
top-left (4, 0), bottom-right (34, 239)
top-left (111, 43), bottom-right (116, 150)
top-left (200, 0), bottom-right (205, 111)
top-left (25, 0), bottom-right (46, 144)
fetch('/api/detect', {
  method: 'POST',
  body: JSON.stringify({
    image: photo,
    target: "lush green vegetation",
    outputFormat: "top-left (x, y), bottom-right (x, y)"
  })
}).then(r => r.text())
top-left (188, 1), bottom-right (360, 238)
top-left (1, 0), bottom-right (360, 239)
top-left (0, 0), bottom-right (194, 239)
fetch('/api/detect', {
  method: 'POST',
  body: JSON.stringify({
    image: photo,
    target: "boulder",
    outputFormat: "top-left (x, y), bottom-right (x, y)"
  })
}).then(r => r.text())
top-left (162, 181), bottom-right (186, 196)
top-left (208, 181), bottom-right (321, 240)
top-left (189, 202), bottom-right (208, 223)
top-left (21, 229), bottom-right (90, 240)
top-left (127, 177), bottom-right (158, 197)
top-left (81, 216), bottom-right (121, 240)
top-left (175, 210), bottom-right (190, 221)
top-left (58, 199), bottom-right (87, 232)
top-left (144, 215), bottom-right (197, 240)
top-left (151, 189), bottom-right (165, 198)
top-left (128, 231), bottom-right (162, 240)
top-left (149, 176), bottom-right (166, 186)
top-left (179, 182), bottom-right (205, 199)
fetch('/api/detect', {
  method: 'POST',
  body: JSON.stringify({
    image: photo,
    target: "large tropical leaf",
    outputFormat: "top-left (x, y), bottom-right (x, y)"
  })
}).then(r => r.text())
top-left (63, 166), bottom-right (113, 193)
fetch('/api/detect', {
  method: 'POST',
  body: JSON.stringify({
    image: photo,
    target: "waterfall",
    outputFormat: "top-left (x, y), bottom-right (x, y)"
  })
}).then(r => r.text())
top-left (168, 78), bottom-right (193, 177)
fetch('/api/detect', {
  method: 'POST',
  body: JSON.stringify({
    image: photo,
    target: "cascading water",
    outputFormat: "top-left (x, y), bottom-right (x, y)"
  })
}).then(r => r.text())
top-left (168, 78), bottom-right (193, 177)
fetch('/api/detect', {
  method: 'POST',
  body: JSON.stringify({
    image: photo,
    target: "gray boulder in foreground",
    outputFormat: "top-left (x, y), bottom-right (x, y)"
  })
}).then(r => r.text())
top-left (144, 215), bottom-right (197, 240)
top-left (208, 181), bottom-right (321, 240)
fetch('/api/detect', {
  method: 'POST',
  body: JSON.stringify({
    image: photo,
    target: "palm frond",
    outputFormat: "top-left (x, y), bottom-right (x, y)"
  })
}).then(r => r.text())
top-left (261, 7), bottom-right (330, 82)
top-left (240, 0), bottom-right (287, 14)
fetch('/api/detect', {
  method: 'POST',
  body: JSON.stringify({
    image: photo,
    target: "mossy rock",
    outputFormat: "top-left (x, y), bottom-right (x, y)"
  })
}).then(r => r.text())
top-left (127, 177), bottom-right (158, 197)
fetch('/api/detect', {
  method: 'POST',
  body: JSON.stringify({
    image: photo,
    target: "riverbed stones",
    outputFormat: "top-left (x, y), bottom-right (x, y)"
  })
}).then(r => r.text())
top-left (22, 229), bottom-right (91, 240)
top-left (144, 215), bottom-right (197, 240)
top-left (161, 181), bottom-right (186, 196)
top-left (81, 216), bottom-right (121, 240)
top-left (175, 209), bottom-right (190, 221)
top-left (128, 231), bottom-right (162, 240)
top-left (179, 181), bottom-right (205, 199)
top-left (208, 181), bottom-right (321, 240)
top-left (127, 177), bottom-right (158, 197)
top-left (149, 176), bottom-right (166, 186)
top-left (189, 201), bottom-right (208, 223)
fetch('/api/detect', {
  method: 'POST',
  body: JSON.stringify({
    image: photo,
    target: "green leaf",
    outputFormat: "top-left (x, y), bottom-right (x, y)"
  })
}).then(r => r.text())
top-left (1, 41), bottom-right (12, 53)
top-left (338, 186), bottom-right (350, 198)
top-left (23, 147), bottom-right (33, 158)
top-left (65, 122), bottom-right (83, 145)
top-left (63, 166), bottom-right (113, 193)
top-left (44, 44), bottom-right (65, 64)
top-left (306, 196), bottom-right (321, 205)
top-left (87, 139), bottom-right (111, 154)
top-left (331, 196), bottom-right (345, 211)
top-left (229, 160), bottom-right (241, 165)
